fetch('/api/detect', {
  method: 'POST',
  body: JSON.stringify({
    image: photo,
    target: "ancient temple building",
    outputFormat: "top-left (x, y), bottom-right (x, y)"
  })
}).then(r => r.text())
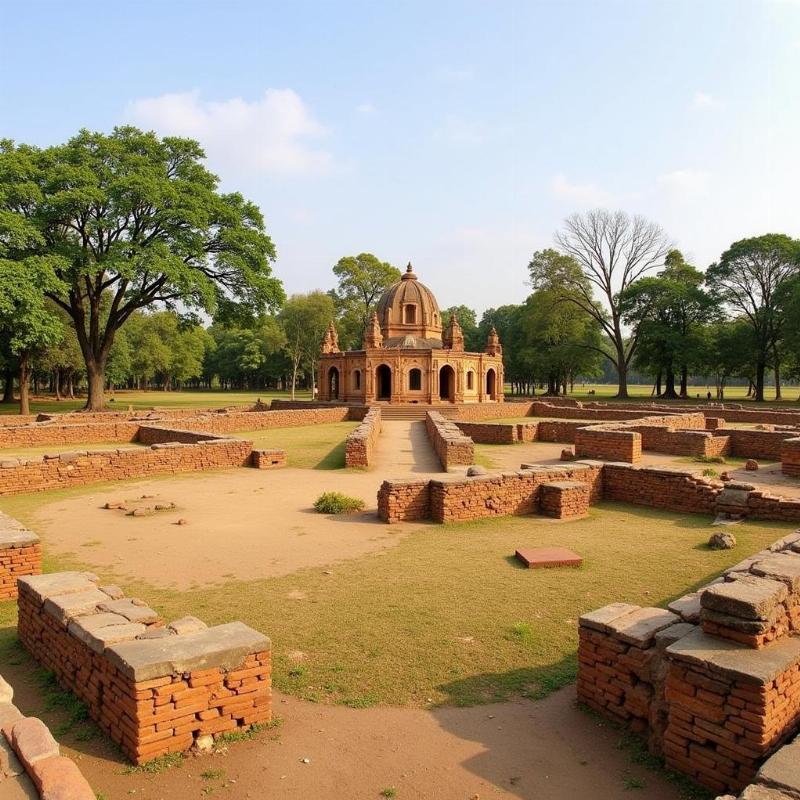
top-left (318, 264), bottom-right (504, 404)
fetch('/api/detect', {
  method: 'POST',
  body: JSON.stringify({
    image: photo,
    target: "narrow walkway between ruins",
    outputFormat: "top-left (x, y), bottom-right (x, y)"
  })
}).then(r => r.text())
top-left (372, 420), bottom-right (442, 476)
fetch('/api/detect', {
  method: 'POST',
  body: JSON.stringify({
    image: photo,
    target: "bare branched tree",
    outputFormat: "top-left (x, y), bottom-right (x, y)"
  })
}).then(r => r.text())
top-left (554, 209), bottom-right (672, 398)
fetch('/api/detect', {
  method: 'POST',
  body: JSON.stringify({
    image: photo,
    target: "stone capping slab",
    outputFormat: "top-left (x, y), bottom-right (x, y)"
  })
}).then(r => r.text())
top-left (42, 588), bottom-right (113, 626)
top-left (701, 575), bottom-right (789, 621)
top-left (579, 602), bottom-right (640, 633)
top-left (105, 621), bottom-right (271, 681)
top-left (18, 572), bottom-right (99, 605)
top-left (750, 552), bottom-right (800, 592)
top-left (0, 529), bottom-right (38, 550)
top-left (607, 607), bottom-right (679, 647)
top-left (756, 735), bottom-right (800, 794)
top-left (666, 626), bottom-right (800, 685)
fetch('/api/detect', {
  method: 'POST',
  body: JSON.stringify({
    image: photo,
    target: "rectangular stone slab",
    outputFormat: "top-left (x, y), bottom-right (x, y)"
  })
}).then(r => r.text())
top-left (97, 598), bottom-right (160, 625)
top-left (751, 553), bottom-right (800, 592)
top-left (701, 575), bottom-right (788, 621)
top-left (515, 547), bottom-right (582, 569)
top-left (105, 622), bottom-right (271, 681)
top-left (668, 593), bottom-right (702, 623)
top-left (607, 607), bottom-right (679, 647)
top-left (579, 602), bottom-right (640, 633)
top-left (757, 735), bottom-right (800, 792)
top-left (18, 572), bottom-right (98, 604)
top-left (0, 530), bottom-right (38, 549)
top-left (43, 588), bottom-right (109, 626)
top-left (666, 626), bottom-right (800, 685)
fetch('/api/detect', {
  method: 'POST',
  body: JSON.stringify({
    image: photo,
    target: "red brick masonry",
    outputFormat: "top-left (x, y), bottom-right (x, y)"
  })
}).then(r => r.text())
top-left (345, 407), bottom-right (382, 468)
top-left (578, 531), bottom-right (800, 794)
top-left (17, 572), bottom-right (271, 765)
top-left (0, 511), bottom-right (41, 600)
top-left (425, 411), bottom-right (475, 471)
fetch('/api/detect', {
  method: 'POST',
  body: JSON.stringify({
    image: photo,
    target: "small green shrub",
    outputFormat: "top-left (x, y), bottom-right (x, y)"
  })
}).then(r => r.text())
top-left (693, 455), bottom-right (725, 464)
top-left (313, 492), bottom-right (365, 514)
top-left (702, 468), bottom-right (718, 478)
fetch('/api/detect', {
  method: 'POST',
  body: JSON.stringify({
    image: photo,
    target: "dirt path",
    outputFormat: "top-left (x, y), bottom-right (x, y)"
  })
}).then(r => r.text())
top-left (5, 676), bottom-right (684, 800)
top-left (373, 420), bottom-right (442, 475)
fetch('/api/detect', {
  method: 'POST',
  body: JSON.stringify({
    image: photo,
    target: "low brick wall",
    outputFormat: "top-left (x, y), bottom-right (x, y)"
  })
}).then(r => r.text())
top-left (425, 411), bottom-right (474, 470)
top-left (17, 571), bottom-right (271, 765)
top-left (0, 672), bottom-right (95, 798)
top-left (603, 464), bottom-right (720, 515)
top-left (728, 428), bottom-right (796, 461)
top-left (578, 531), bottom-right (800, 794)
top-left (575, 427), bottom-right (642, 462)
top-left (782, 438), bottom-right (800, 477)
top-left (251, 449), bottom-right (287, 469)
top-left (455, 421), bottom-right (519, 444)
top-left (540, 480), bottom-right (590, 519)
top-left (377, 479), bottom-right (432, 524)
top-left (177, 407), bottom-right (355, 436)
top-left (717, 734), bottom-right (800, 799)
top-left (0, 511), bottom-right (41, 600)
top-left (0, 420), bottom-right (140, 448)
top-left (0, 438), bottom-right (254, 496)
top-left (453, 401), bottom-right (530, 422)
top-left (345, 407), bottom-right (382, 467)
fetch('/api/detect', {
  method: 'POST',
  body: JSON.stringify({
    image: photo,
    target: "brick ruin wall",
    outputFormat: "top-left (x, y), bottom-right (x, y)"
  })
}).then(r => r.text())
top-left (575, 427), bottom-right (643, 462)
top-left (452, 401), bottom-right (534, 421)
top-left (17, 571), bottom-right (271, 765)
top-left (782, 438), bottom-right (800, 477)
top-left (0, 511), bottom-right (41, 600)
top-left (377, 479), bottom-right (432, 524)
top-left (345, 407), bottom-right (382, 468)
top-left (425, 411), bottom-right (475, 470)
top-left (578, 531), bottom-right (800, 795)
top-left (0, 438), bottom-right (255, 496)
top-left (1, 671), bottom-right (95, 799)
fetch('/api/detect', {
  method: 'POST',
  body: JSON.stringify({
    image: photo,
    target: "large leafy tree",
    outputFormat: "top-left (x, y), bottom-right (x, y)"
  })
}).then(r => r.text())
top-left (441, 305), bottom-right (482, 351)
top-left (279, 292), bottom-right (336, 399)
top-left (620, 250), bottom-right (718, 398)
top-left (553, 211), bottom-right (672, 398)
top-left (0, 128), bottom-right (283, 410)
top-left (332, 253), bottom-right (400, 346)
top-left (706, 234), bottom-right (800, 401)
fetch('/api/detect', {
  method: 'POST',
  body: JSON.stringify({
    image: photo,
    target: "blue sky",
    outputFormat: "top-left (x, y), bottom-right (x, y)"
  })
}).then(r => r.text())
top-left (2, 0), bottom-right (799, 315)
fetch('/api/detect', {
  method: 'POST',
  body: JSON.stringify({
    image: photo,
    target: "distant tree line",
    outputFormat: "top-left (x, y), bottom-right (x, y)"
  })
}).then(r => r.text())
top-left (2, 128), bottom-right (799, 412)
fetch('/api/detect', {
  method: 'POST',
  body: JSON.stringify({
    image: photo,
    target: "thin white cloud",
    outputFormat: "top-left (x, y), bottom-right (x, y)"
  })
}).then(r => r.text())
top-left (550, 173), bottom-right (614, 207)
top-left (657, 169), bottom-right (711, 198)
top-left (124, 89), bottom-right (334, 176)
top-left (691, 90), bottom-right (721, 110)
top-left (355, 102), bottom-right (376, 116)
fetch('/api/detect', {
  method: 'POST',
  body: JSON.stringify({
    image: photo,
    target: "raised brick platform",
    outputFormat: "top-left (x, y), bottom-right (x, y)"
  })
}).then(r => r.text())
top-left (540, 480), bottom-right (590, 519)
top-left (515, 547), bottom-right (583, 568)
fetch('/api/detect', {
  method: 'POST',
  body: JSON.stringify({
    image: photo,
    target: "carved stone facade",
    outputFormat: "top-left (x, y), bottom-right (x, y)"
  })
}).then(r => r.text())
top-left (318, 264), bottom-right (504, 404)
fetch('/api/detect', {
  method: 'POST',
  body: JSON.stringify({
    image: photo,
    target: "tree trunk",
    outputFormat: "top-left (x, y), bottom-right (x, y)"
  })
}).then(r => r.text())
top-left (290, 361), bottom-right (298, 400)
top-left (2, 368), bottom-right (14, 404)
top-left (85, 360), bottom-right (107, 412)
top-left (775, 360), bottom-right (782, 401)
top-left (54, 370), bottom-right (61, 401)
top-left (680, 366), bottom-right (688, 398)
top-left (614, 345), bottom-right (629, 399)
top-left (661, 368), bottom-right (679, 400)
top-left (18, 354), bottom-right (31, 415)
top-left (755, 361), bottom-right (766, 402)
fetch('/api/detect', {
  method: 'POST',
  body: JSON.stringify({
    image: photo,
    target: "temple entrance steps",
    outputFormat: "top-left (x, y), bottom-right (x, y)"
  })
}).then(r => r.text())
top-left (377, 404), bottom-right (460, 421)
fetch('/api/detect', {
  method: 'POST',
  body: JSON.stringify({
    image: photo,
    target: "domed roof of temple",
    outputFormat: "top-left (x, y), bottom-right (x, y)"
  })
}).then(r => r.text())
top-left (376, 263), bottom-right (443, 347)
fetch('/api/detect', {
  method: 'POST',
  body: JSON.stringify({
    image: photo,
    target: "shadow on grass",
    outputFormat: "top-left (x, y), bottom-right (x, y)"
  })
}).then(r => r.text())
top-left (313, 441), bottom-right (347, 470)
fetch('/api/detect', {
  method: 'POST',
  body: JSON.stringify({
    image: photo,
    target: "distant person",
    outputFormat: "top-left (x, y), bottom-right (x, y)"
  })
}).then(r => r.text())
top-left (707, 391), bottom-right (712, 400)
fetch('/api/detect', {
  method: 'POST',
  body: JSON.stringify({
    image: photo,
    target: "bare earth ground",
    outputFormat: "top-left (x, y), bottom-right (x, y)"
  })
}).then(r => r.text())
top-left (3, 671), bottom-right (685, 800)
top-left (6, 419), bottom-right (797, 798)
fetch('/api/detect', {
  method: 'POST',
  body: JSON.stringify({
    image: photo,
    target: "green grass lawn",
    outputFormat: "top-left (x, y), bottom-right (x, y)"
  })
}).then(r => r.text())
top-left (1, 502), bottom-right (788, 711)
top-left (234, 421), bottom-right (359, 469)
top-left (0, 389), bottom-right (312, 416)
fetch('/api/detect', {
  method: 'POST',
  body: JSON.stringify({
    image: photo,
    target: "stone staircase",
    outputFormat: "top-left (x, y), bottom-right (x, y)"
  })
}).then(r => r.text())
top-left (377, 404), bottom-right (461, 421)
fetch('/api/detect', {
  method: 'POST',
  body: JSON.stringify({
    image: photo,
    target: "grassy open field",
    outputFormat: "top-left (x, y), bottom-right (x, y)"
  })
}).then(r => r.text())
top-left (234, 421), bottom-right (359, 469)
top-left (0, 502), bottom-right (791, 710)
top-left (0, 389), bottom-right (312, 416)
top-left (522, 383), bottom-right (800, 403)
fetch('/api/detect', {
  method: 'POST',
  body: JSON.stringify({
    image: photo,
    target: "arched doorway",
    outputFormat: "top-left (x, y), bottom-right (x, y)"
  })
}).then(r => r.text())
top-left (486, 368), bottom-right (496, 400)
top-left (328, 367), bottom-right (339, 400)
top-left (439, 365), bottom-right (455, 402)
top-left (376, 365), bottom-right (392, 400)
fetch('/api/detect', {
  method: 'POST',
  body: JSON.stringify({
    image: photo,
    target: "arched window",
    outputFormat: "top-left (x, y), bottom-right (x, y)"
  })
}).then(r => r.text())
top-left (353, 369), bottom-right (361, 390)
top-left (466, 370), bottom-right (474, 390)
top-left (404, 304), bottom-right (417, 324)
top-left (409, 368), bottom-right (422, 391)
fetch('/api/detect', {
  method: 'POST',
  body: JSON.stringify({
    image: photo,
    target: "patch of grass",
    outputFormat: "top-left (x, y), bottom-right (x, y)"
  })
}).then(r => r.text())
top-left (201, 768), bottom-right (226, 781)
top-left (692, 455), bottom-right (726, 464)
top-left (505, 621), bottom-right (535, 645)
top-left (215, 721), bottom-right (273, 745)
top-left (232, 421), bottom-right (359, 469)
top-left (105, 502), bottom-right (796, 710)
top-left (313, 491), bottom-right (365, 514)
top-left (380, 789), bottom-right (397, 798)
top-left (623, 776), bottom-right (646, 790)
top-left (701, 468), bottom-right (718, 478)
top-left (122, 751), bottom-right (184, 774)
top-left (35, 668), bottom-right (95, 737)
